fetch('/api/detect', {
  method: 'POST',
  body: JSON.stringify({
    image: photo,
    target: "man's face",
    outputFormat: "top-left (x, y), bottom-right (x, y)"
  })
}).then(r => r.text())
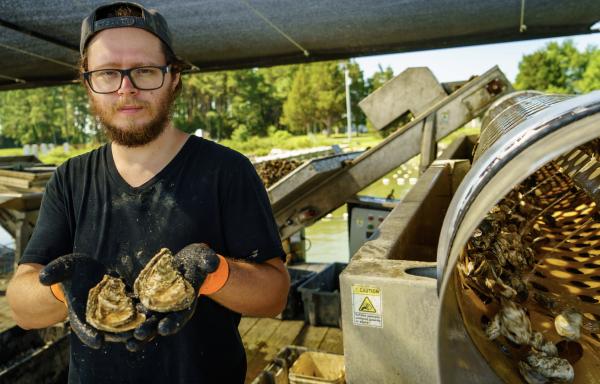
top-left (85, 28), bottom-right (180, 147)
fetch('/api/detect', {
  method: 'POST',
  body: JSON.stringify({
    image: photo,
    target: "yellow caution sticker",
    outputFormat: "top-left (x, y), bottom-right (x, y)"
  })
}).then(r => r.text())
top-left (351, 285), bottom-right (382, 328)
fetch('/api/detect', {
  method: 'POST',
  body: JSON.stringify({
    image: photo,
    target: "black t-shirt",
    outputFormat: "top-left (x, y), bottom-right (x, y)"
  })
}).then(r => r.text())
top-left (20, 136), bottom-right (285, 384)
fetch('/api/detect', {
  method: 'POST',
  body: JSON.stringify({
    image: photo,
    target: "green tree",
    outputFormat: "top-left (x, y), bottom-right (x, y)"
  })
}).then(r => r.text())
top-left (312, 62), bottom-right (345, 136)
top-left (259, 65), bottom-right (298, 130)
top-left (514, 40), bottom-right (592, 94)
top-left (575, 49), bottom-right (600, 93)
top-left (0, 84), bottom-right (91, 145)
top-left (347, 60), bottom-right (368, 130)
top-left (281, 65), bottom-right (317, 134)
top-left (366, 65), bottom-right (394, 94)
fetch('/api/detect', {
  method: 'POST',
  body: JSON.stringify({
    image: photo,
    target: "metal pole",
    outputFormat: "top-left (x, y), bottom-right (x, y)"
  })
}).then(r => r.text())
top-left (345, 65), bottom-right (352, 141)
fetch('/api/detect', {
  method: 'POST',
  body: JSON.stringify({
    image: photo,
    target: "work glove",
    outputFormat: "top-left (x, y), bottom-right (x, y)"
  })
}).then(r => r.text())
top-left (133, 243), bottom-right (229, 340)
top-left (38, 254), bottom-right (146, 350)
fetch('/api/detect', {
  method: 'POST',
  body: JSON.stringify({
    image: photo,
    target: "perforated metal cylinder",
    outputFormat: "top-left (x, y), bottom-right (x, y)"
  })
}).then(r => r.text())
top-left (437, 91), bottom-right (600, 383)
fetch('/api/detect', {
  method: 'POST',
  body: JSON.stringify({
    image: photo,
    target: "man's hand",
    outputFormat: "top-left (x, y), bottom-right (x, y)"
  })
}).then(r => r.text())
top-left (38, 254), bottom-right (134, 349)
top-left (134, 243), bottom-right (227, 339)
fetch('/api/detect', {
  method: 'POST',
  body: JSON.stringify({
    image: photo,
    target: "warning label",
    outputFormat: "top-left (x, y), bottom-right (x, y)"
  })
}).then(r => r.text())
top-left (351, 285), bottom-right (382, 328)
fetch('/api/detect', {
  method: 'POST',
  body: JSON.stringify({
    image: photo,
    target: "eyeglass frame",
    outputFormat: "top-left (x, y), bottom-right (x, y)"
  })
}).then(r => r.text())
top-left (82, 65), bottom-right (172, 94)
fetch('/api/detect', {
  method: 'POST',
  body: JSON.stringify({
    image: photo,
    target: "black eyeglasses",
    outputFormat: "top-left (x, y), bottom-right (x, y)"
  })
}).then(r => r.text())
top-left (83, 65), bottom-right (171, 94)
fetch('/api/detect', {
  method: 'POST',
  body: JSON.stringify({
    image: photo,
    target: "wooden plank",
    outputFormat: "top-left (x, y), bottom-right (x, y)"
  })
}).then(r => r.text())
top-left (243, 318), bottom-right (281, 350)
top-left (318, 327), bottom-right (344, 355)
top-left (0, 169), bottom-right (38, 181)
top-left (0, 176), bottom-right (32, 189)
top-left (238, 317), bottom-right (260, 337)
top-left (293, 324), bottom-right (328, 349)
top-left (245, 320), bottom-right (304, 382)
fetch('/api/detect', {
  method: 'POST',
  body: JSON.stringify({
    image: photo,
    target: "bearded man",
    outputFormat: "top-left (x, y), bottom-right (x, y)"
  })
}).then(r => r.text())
top-left (6, 2), bottom-right (290, 383)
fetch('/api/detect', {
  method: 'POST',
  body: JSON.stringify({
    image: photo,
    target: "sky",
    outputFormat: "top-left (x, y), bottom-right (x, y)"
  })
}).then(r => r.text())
top-left (354, 33), bottom-right (599, 84)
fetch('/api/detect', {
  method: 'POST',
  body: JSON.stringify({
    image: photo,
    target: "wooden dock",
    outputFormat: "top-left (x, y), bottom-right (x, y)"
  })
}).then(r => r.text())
top-left (240, 317), bottom-right (343, 383)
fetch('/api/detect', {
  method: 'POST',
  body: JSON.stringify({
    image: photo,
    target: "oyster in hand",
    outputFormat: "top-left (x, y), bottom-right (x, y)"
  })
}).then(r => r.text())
top-left (86, 275), bottom-right (146, 332)
top-left (134, 248), bottom-right (195, 312)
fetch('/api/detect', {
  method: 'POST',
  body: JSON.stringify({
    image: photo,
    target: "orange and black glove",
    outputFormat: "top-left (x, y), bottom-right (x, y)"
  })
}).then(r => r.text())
top-left (39, 254), bottom-right (136, 349)
top-left (133, 243), bottom-right (229, 340)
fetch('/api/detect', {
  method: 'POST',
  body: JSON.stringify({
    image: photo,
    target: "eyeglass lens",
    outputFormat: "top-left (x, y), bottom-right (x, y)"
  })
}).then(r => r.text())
top-left (89, 67), bottom-right (165, 93)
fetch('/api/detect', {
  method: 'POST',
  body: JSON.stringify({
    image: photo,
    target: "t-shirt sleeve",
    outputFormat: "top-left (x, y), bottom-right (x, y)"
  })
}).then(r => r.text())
top-left (19, 168), bottom-right (73, 265)
top-left (220, 156), bottom-right (285, 263)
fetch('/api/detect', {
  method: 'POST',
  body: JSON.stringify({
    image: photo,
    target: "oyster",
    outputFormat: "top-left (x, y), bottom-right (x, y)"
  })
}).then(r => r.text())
top-left (554, 308), bottom-right (582, 341)
top-left (134, 248), bottom-right (195, 312)
top-left (518, 350), bottom-right (574, 384)
top-left (86, 275), bottom-right (146, 332)
top-left (486, 300), bottom-right (532, 345)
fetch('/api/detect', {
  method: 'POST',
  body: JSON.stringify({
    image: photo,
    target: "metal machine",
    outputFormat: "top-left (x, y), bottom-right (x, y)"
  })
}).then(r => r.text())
top-left (341, 88), bottom-right (600, 383)
top-left (270, 66), bottom-right (513, 241)
top-left (437, 91), bottom-right (600, 383)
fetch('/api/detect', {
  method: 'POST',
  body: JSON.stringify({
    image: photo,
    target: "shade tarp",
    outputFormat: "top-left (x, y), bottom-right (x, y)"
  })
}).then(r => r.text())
top-left (0, 0), bottom-right (598, 90)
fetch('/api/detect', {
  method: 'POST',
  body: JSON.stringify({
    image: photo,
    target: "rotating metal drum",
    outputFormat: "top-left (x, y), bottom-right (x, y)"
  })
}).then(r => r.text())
top-left (437, 90), bottom-right (600, 383)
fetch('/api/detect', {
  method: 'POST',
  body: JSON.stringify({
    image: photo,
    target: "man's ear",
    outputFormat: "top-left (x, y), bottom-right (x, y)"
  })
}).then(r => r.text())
top-left (171, 72), bottom-right (181, 91)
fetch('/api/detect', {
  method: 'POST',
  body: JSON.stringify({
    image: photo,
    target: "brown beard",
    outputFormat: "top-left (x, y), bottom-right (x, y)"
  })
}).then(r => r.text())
top-left (90, 90), bottom-right (175, 147)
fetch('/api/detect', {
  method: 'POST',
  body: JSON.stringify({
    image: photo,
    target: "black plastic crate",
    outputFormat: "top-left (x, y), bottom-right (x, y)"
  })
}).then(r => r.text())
top-left (298, 263), bottom-right (347, 327)
top-left (281, 268), bottom-right (316, 320)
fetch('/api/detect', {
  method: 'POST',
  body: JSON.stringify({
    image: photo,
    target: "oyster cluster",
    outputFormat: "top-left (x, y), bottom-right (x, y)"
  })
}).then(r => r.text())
top-left (254, 159), bottom-right (301, 188)
top-left (86, 248), bottom-right (196, 333)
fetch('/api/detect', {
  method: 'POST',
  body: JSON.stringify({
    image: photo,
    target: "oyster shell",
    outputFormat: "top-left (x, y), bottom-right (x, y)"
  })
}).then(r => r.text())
top-left (518, 350), bottom-right (574, 384)
top-left (486, 300), bottom-right (532, 345)
top-left (554, 308), bottom-right (582, 341)
top-left (134, 248), bottom-right (195, 312)
top-left (86, 274), bottom-right (146, 332)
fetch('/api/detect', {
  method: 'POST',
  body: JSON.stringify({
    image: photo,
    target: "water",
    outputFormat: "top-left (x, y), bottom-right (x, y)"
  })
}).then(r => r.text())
top-left (305, 156), bottom-right (420, 263)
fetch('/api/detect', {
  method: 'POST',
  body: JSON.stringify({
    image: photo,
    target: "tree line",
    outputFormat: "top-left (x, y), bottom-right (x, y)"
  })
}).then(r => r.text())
top-left (0, 40), bottom-right (597, 146)
top-left (0, 60), bottom-right (392, 146)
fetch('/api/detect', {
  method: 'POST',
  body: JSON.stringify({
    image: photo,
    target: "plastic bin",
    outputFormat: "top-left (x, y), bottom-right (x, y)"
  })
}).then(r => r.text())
top-left (298, 263), bottom-right (347, 327)
top-left (288, 351), bottom-right (345, 384)
top-left (281, 268), bottom-right (316, 320)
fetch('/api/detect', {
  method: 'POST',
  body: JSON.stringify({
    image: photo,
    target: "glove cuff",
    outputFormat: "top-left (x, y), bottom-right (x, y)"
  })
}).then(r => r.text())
top-left (50, 283), bottom-right (66, 305)
top-left (199, 254), bottom-right (229, 296)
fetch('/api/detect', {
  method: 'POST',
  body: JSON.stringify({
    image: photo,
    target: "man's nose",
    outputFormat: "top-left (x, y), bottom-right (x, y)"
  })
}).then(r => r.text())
top-left (117, 74), bottom-right (139, 95)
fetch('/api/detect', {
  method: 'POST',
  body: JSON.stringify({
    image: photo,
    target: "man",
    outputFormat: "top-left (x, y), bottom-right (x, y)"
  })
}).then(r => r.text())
top-left (6, 2), bottom-right (290, 383)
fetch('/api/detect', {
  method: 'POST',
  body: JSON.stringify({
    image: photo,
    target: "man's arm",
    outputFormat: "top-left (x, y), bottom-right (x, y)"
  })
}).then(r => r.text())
top-left (6, 263), bottom-right (67, 329)
top-left (209, 257), bottom-right (290, 317)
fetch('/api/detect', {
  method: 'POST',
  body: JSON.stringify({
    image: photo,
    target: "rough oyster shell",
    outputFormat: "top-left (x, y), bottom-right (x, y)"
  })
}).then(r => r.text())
top-left (518, 350), bottom-right (574, 384)
top-left (134, 248), bottom-right (195, 312)
top-left (86, 274), bottom-right (146, 332)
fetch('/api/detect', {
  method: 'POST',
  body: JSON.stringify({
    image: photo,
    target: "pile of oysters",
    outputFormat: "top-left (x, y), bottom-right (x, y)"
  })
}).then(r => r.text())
top-left (254, 159), bottom-right (301, 188)
top-left (85, 248), bottom-right (195, 333)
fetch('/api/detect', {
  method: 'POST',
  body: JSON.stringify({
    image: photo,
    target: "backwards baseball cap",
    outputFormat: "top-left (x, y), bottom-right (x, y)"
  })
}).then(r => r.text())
top-left (80, 2), bottom-right (173, 56)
